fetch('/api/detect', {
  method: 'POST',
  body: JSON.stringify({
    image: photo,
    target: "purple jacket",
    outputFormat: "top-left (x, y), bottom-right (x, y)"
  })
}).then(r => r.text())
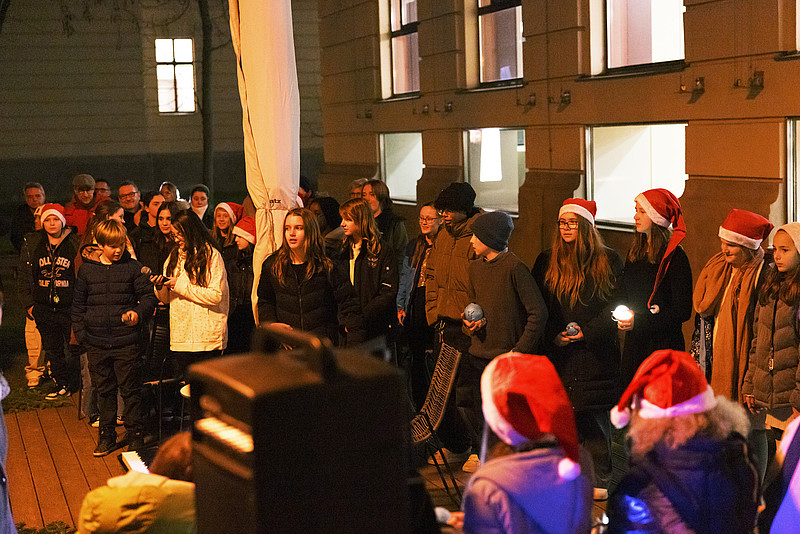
top-left (462, 447), bottom-right (592, 534)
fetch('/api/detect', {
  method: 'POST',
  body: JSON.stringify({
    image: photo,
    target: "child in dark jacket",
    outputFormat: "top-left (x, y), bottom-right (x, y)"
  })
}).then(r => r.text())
top-left (225, 216), bottom-right (256, 354)
top-left (17, 203), bottom-right (81, 398)
top-left (72, 220), bottom-right (157, 457)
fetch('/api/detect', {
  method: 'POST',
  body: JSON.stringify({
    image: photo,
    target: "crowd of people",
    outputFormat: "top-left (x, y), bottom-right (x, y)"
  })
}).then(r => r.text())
top-left (5, 172), bottom-right (800, 533)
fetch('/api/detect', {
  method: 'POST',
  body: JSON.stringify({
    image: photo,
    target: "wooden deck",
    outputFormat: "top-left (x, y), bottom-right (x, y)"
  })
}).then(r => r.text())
top-left (7, 403), bottom-right (125, 529)
top-left (6, 401), bottom-right (617, 530)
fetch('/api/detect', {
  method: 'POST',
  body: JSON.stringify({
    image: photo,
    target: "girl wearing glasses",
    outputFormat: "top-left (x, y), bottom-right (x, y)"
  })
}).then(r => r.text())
top-left (616, 189), bottom-right (693, 386)
top-left (151, 209), bottom-right (229, 376)
top-left (531, 198), bottom-right (622, 500)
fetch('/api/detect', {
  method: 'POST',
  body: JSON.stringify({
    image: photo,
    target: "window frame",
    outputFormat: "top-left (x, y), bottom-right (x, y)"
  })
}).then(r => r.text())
top-left (463, 126), bottom-right (526, 214)
top-left (388, 0), bottom-right (420, 97)
top-left (380, 131), bottom-right (424, 203)
top-left (476, 0), bottom-right (524, 88)
top-left (788, 119), bottom-right (798, 223)
top-left (155, 37), bottom-right (196, 114)
top-left (586, 121), bottom-right (688, 230)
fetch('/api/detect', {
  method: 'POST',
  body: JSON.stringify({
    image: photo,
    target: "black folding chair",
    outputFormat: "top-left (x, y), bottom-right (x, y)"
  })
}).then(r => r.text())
top-left (410, 342), bottom-right (463, 505)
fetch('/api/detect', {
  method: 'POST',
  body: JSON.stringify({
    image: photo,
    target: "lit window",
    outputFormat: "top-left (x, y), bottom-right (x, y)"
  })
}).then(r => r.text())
top-left (478, 0), bottom-right (523, 84)
top-left (789, 119), bottom-right (800, 222)
top-left (390, 0), bottom-right (419, 95)
top-left (464, 128), bottom-right (525, 212)
top-left (588, 123), bottom-right (687, 225)
top-left (155, 38), bottom-right (195, 113)
top-left (381, 133), bottom-right (423, 202)
top-left (606, 0), bottom-right (685, 69)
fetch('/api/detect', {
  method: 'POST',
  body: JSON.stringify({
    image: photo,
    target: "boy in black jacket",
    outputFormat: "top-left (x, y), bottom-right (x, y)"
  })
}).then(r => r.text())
top-left (17, 203), bottom-right (81, 398)
top-left (72, 220), bottom-right (157, 456)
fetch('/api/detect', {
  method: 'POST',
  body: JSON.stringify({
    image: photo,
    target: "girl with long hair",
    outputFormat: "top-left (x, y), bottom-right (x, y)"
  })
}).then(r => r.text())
top-left (361, 179), bottom-right (408, 270)
top-left (338, 198), bottom-right (398, 340)
top-left (151, 210), bottom-right (229, 375)
top-left (257, 208), bottom-right (362, 345)
top-left (211, 202), bottom-right (241, 262)
top-left (616, 189), bottom-right (693, 386)
top-left (531, 198), bottom-right (623, 500)
top-left (742, 222), bottom-right (800, 483)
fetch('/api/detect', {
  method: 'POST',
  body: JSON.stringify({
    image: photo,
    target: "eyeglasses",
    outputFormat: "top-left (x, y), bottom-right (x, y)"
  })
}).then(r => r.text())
top-left (119, 192), bottom-right (138, 200)
top-left (419, 217), bottom-right (441, 224)
top-left (557, 219), bottom-right (579, 229)
top-left (75, 187), bottom-right (94, 193)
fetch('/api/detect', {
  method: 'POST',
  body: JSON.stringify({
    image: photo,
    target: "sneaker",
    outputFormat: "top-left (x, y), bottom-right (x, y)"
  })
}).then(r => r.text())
top-left (427, 448), bottom-right (471, 466)
top-left (593, 488), bottom-right (609, 501)
top-left (93, 431), bottom-right (117, 457)
top-left (126, 432), bottom-right (145, 452)
top-left (89, 415), bottom-right (100, 428)
top-left (462, 454), bottom-right (481, 473)
top-left (45, 385), bottom-right (70, 400)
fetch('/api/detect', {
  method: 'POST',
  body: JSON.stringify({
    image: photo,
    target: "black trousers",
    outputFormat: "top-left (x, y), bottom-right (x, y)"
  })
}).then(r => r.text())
top-left (33, 305), bottom-right (78, 389)
top-left (87, 344), bottom-right (143, 434)
top-left (173, 349), bottom-right (223, 379)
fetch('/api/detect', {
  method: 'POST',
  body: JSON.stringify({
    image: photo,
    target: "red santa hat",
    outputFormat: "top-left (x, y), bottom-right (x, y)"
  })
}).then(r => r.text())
top-left (215, 202), bottom-right (243, 226)
top-left (635, 188), bottom-right (686, 308)
top-left (233, 216), bottom-right (257, 245)
top-left (481, 352), bottom-right (581, 481)
top-left (40, 203), bottom-right (66, 227)
top-left (718, 209), bottom-right (773, 250)
top-left (610, 349), bottom-right (717, 429)
top-left (559, 198), bottom-right (596, 225)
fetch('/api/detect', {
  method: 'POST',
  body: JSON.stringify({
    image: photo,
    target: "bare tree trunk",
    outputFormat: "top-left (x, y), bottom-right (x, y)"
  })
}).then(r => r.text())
top-left (0, 0), bottom-right (11, 35)
top-left (198, 0), bottom-right (214, 192)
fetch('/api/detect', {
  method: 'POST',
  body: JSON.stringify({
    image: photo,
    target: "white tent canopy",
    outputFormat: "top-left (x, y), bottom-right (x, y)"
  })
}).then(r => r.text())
top-left (229, 0), bottom-right (300, 322)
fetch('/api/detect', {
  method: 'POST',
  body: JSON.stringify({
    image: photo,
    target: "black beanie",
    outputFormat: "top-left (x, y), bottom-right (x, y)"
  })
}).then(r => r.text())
top-left (472, 211), bottom-right (513, 252)
top-left (434, 182), bottom-right (476, 213)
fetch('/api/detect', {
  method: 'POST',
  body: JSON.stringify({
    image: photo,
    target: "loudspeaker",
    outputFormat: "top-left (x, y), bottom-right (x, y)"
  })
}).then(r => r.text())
top-left (191, 326), bottom-right (409, 533)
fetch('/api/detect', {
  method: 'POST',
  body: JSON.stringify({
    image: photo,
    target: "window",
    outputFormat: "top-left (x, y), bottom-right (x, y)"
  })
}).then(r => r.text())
top-left (605, 0), bottom-right (684, 70)
top-left (464, 128), bottom-right (525, 212)
top-left (155, 38), bottom-right (195, 113)
top-left (587, 123), bottom-right (687, 225)
top-left (478, 0), bottom-right (523, 84)
top-left (789, 119), bottom-right (800, 222)
top-left (381, 132), bottom-right (423, 202)
top-left (389, 0), bottom-right (419, 95)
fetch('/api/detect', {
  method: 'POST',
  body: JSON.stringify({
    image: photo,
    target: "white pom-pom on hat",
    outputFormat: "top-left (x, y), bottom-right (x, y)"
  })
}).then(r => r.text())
top-left (558, 458), bottom-right (581, 481)
top-left (610, 405), bottom-right (631, 429)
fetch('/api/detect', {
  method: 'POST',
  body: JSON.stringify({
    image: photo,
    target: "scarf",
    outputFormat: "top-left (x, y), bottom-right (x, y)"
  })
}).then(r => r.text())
top-left (693, 250), bottom-right (764, 402)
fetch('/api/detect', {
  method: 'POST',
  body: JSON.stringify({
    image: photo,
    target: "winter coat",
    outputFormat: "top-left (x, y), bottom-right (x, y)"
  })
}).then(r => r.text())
top-left (607, 433), bottom-right (758, 534)
top-left (462, 447), bottom-right (592, 534)
top-left (130, 221), bottom-right (169, 275)
top-left (78, 470), bottom-right (196, 534)
top-left (226, 248), bottom-right (254, 309)
top-left (257, 253), bottom-right (363, 344)
top-left (337, 239), bottom-right (398, 339)
top-left (618, 246), bottom-right (693, 384)
top-left (425, 211), bottom-right (481, 325)
top-left (742, 292), bottom-right (800, 411)
top-left (156, 246), bottom-right (229, 352)
top-left (64, 195), bottom-right (98, 236)
top-left (17, 228), bottom-right (80, 310)
top-left (375, 209), bottom-right (408, 271)
top-left (71, 245), bottom-right (157, 349)
top-left (532, 248), bottom-right (624, 411)
top-left (467, 251), bottom-right (548, 359)
top-left (397, 236), bottom-right (433, 316)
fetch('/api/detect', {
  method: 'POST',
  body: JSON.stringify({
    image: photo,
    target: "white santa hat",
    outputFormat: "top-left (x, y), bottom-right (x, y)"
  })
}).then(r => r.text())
top-left (40, 203), bottom-right (66, 227)
top-left (610, 349), bottom-right (717, 429)
top-left (559, 198), bottom-right (597, 225)
top-left (481, 352), bottom-right (581, 481)
top-left (718, 209), bottom-right (773, 250)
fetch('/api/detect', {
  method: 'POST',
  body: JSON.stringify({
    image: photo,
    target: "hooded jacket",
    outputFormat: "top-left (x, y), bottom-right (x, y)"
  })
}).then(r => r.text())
top-left (462, 447), bottom-right (592, 534)
top-left (17, 228), bottom-right (80, 310)
top-left (71, 244), bottom-right (157, 349)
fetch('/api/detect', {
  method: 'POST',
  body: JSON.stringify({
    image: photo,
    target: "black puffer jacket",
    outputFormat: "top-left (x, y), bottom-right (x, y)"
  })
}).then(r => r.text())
top-left (532, 248), bottom-right (624, 411)
top-left (71, 244), bottom-right (158, 349)
top-left (257, 253), bottom-right (363, 344)
top-left (742, 292), bottom-right (800, 411)
top-left (226, 248), bottom-right (254, 308)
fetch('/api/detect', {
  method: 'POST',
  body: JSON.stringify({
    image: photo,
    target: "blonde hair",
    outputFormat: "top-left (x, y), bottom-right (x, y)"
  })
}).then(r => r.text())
top-left (212, 205), bottom-right (236, 248)
top-left (94, 219), bottom-right (127, 248)
top-left (628, 396), bottom-right (750, 459)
